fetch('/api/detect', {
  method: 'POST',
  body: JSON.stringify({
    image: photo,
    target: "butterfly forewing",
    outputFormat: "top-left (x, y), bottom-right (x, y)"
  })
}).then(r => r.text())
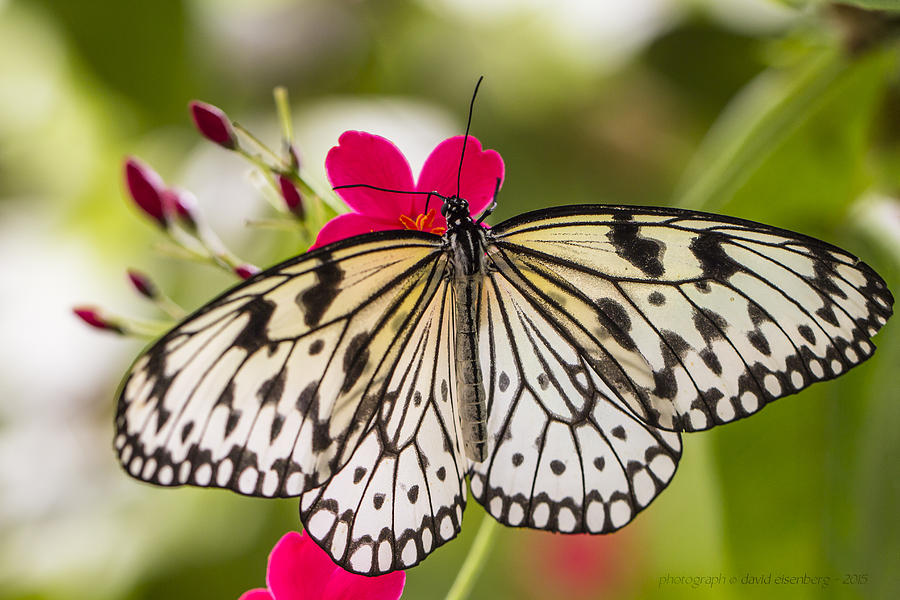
top-left (115, 233), bottom-right (447, 498)
top-left (489, 205), bottom-right (893, 433)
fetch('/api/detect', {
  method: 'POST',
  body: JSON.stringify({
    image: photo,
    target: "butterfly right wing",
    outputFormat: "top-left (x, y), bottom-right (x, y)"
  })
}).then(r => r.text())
top-left (115, 232), bottom-right (448, 499)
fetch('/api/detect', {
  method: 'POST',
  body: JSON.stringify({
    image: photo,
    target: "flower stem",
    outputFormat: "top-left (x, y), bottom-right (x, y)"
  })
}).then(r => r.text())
top-left (444, 513), bottom-right (499, 600)
top-left (273, 86), bottom-right (294, 145)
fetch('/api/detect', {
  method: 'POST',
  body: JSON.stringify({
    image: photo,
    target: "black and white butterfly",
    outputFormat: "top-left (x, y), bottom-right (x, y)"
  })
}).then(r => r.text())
top-left (115, 186), bottom-right (892, 574)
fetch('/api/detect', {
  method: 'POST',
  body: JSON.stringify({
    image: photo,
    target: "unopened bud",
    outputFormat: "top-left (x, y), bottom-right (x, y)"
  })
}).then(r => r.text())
top-left (189, 101), bottom-right (237, 149)
top-left (166, 187), bottom-right (200, 231)
top-left (73, 307), bottom-right (123, 334)
top-left (235, 264), bottom-right (260, 280)
top-left (124, 158), bottom-right (169, 227)
top-left (127, 269), bottom-right (158, 300)
top-left (278, 175), bottom-right (304, 218)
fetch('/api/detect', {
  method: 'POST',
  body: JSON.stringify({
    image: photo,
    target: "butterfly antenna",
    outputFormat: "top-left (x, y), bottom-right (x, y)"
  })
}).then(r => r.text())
top-left (456, 75), bottom-right (484, 200)
top-left (333, 182), bottom-right (447, 202)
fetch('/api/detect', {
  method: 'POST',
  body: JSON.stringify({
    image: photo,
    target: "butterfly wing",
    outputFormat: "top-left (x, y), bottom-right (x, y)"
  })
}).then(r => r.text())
top-left (115, 232), bottom-right (453, 500)
top-left (298, 280), bottom-right (468, 574)
top-left (469, 268), bottom-right (682, 532)
top-left (487, 204), bottom-right (893, 433)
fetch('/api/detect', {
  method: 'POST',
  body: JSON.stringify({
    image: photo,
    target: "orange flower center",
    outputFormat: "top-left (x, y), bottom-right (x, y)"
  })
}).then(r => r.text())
top-left (398, 208), bottom-right (446, 235)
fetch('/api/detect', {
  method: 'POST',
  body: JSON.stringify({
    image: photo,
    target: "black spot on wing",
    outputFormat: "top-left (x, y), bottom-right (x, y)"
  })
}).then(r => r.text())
top-left (798, 324), bottom-right (816, 344)
top-left (691, 232), bottom-right (740, 280)
top-left (297, 255), bottom-right (344, 327)
top-left (234, 298), bottom-right (276, 353)
top-left (225, 411), bottom-right (241, 436)
top-left (498, 372), bottom-right (510, 392)
top-left (597, 298), bottom-right (635, 350)
top-left (341, 332), bottom-right (370, 393)
top-left (259, 369), bottom-right (286, 404)
top-left (608, 222), bottom-right (665, 277)
top-left (269, 414), bottom-right (284, 442)
top-left (353, 467), bottom-right (367, 484)
top-left (180, 422), bottom-right (194, 443)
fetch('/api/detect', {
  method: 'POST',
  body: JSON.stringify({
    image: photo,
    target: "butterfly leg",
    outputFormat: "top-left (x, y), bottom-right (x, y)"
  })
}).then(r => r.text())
top-left (476, 178), bottom-right (501, 224)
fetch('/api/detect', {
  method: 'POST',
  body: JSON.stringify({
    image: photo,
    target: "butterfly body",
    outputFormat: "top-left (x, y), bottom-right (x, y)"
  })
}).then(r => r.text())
top-left (116, 201), bottom-right (892, 575)
top-left (444, 196), bottom-right (490, 462)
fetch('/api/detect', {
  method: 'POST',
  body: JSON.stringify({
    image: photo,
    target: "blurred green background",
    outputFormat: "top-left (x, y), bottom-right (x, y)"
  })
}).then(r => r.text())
top-left (1, 0), bottom-right (898, 599)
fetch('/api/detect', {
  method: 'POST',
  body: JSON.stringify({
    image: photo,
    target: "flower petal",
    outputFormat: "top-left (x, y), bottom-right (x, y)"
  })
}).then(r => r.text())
top-left (267, 532), bottom-right (337, 600)
top-left (310, 212), bottom-right (397, 250)
top-left (323, 569), bottom-right (406, 600)
top-left (416, 136), bottom-right (504, 217)
top-left (238, 589), bottom-right (275, 600)
top-left (326, 131), bottom-right (415, 220)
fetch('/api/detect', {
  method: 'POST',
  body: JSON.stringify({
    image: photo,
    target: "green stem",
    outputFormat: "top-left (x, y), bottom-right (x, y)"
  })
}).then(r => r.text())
top-left (273, 86), bottom-right (294, 145)
top-left (444, 514), bottom-right (499, 600)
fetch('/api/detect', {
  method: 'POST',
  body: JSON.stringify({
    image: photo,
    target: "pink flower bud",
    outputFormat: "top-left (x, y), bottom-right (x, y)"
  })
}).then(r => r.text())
top-left (73, 307), bottom-right (123, 334)
top-left (235, 264), bottom-right (260, 279)
top-left (278, 175), bottom-right (304, 218)
top-left (189, 101), bottom-right (237, 149)
top-left (166, 187), bottom-right (199, 230)
top-left (127, 269), bottom-right (158, 299)
top-left (124, 158), bottom-right (169, 227)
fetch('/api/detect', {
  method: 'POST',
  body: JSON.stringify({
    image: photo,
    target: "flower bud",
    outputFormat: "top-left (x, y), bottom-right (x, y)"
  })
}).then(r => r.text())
top-left (235, 264), bottom-right (260, 279)
top-left (278, 175), bottom-right (305, 218)
top-left (189, 101), bottom-right (237, 149)
top-left (124, 158), bottom-right (169, 227)
top-left (127, 269), bottom-right (158, 300)
top-left (73, 307), bottom-right (123, 334)
top-left (166, 187), bottom-right (199, 231)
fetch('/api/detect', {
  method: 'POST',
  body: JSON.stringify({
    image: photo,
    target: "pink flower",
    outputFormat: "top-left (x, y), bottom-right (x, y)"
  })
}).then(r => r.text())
top-left (239, 532), bottom-right (405, 600)
top-left (517, 530), bottom-right (633, 600)
top-left (312, 131), bottom-right (504, 249)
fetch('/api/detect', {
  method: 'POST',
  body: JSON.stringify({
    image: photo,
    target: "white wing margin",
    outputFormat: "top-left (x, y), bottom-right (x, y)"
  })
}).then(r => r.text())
top-left (115, 233), bottom-right (448, 500)
top-left (489, 205), bottom-right (893, 433)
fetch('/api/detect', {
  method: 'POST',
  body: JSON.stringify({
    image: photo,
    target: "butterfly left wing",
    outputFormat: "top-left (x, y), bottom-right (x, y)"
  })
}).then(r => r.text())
top-left (299, 279), bottom-right (468, 575)
top-left (115, 233), bottom-right (451, 499)
top-left (487, 204), bottom-right (893, 434)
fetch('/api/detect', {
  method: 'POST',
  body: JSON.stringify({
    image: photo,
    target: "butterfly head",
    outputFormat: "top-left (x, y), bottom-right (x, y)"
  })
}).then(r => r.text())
top-left (441, 196), bottom-right (471, 230)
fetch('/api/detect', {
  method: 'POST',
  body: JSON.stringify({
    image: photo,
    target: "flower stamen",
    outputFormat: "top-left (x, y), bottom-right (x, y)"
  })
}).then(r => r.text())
top-left (399, 208), bottom-right (446, 235)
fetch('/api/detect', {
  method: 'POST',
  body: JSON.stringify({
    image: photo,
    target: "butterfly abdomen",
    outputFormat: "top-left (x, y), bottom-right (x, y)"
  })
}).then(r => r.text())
top-left (453, 274), bottom-right (488, 462)
top-left (448, 218), bottom-right (489, 462)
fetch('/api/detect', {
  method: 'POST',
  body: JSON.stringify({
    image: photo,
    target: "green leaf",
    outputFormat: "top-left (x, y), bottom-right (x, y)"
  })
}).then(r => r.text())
top-left (834, 0), bottom-right (900, 11)
top-left (673, 46), bottom-right (895, 226)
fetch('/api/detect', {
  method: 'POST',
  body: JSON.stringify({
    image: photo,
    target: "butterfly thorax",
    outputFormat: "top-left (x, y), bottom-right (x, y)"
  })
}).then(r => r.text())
top-left (443, 196), bottom-right (489, 462)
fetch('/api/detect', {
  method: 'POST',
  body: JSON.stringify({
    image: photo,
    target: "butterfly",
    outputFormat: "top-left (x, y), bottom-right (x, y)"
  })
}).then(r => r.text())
top-left (115, 183), bottom-right (893, 574)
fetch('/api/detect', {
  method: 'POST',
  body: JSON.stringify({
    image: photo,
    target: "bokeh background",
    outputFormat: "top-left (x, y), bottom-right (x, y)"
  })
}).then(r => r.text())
top-left (1, 0), bottom-right (899, 599)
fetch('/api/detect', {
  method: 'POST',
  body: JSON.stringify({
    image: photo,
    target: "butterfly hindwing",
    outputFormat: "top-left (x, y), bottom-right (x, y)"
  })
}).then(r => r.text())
top-left (299, 279), bottom-right (468, 574)
top-left (489, 205), bottom-right (893, 433)
top-left (469, 265), bottom-right (682, 533)
top-left (115, 233), bottom-right (448, 499)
